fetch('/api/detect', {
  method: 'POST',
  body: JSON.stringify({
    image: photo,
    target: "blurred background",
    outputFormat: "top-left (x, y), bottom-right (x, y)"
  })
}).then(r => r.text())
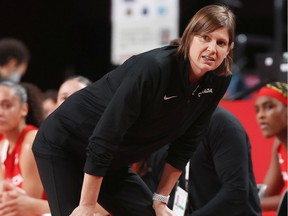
top-left (0, 0), bottom-right (286, 96)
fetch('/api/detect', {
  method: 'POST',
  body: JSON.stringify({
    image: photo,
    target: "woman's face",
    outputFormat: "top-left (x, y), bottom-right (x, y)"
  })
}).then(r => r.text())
top-left (188, 27), bottom-right (230, 76)
top-left (255, 96), bottom-right (287, 138)
top-left (56, 79), bottom-right (87, 107)
top-left (0, 86), bottom-right (27, 133)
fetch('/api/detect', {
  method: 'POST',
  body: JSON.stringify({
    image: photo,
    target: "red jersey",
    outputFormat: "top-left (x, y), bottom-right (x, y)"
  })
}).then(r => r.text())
top-left (1, 125), bottom-right (37, 188)
top-left (277, 143), bottom-right (288, 186)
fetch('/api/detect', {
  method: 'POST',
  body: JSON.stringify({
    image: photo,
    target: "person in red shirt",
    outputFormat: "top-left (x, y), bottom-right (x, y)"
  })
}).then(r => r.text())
top-left (254, 82), bottom-right (287, 212)
top-left (0, 81), bottom-right (50, 216)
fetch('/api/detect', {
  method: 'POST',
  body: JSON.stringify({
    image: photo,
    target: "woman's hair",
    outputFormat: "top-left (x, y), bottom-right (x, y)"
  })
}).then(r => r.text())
top-left (177, 4), bottom-right (236, 76)
top-left (21, 82), bottom-right (45, 127)
top-left (43, 89), bottom-right (58, 103)
top-left (0, 38), bottom-right (30, 66)
top-left (0, 81), bottom-right (27, 103)
top-left (65, 75), bottom-right (92, 86)
top-left (256, 82), bottom-right (288, 105)
top-left (0, 81), bottom-right (44, 127)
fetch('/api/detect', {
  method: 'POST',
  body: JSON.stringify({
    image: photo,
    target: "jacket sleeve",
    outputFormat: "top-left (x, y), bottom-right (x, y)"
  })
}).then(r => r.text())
top-left (166, 75), bottom-right (231, 171)
top-left (83, 55), bottom-right (161, 176)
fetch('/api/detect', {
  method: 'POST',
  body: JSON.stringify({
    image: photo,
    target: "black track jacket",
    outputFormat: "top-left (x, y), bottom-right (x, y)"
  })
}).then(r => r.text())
top-left (33, 45), bottom-right (231, 177)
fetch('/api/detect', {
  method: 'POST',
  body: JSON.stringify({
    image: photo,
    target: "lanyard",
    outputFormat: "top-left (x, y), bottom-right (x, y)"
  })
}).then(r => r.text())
top-left (184, 161), bottom-right (190, 191)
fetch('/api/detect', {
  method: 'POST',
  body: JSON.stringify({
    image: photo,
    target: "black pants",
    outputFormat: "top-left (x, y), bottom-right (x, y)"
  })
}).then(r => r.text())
top-left (33, 151), bottom-right (156, 216)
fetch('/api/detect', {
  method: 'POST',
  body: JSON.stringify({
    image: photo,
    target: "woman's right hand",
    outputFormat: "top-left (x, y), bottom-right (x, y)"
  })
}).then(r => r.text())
top-left (69, 205), bottom-right (96, 216)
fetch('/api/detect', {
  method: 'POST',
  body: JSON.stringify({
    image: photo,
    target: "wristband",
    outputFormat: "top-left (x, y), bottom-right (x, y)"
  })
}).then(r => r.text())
top-left (152, 192), bottom-right (170, 204)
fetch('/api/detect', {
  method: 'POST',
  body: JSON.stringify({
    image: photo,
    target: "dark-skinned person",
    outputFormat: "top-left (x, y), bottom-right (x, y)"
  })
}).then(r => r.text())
top-left (254, 82), bottom-right (287, 213)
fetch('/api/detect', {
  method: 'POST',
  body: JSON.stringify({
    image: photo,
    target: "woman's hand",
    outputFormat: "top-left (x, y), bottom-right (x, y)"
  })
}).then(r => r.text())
top-left (153, 201), bottom-right (176, 216)
top-left (69, 205), bottom-right (96, 216)
top-left (69, 202), bottom-right (110, 216)
top-left (0, 181), bottom-right (31, 216)
top-left (0, 180), bottom-right (50, 216)
top-left (69, 174), bottom-right (103, 215)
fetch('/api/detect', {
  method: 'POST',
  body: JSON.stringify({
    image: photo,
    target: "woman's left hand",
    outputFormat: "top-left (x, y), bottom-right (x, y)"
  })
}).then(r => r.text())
top-left (153, 201), bottom-right (176, 216)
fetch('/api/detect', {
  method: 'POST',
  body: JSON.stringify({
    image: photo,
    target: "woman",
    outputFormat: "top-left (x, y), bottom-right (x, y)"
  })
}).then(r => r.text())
top-left (0, 81), bottom-right (50, 215)
top-left (56, 75), bottom-right (92, 107)
top-left (0, 38), bottom-right (30, 83)
top-left (254, 82), bottom-right (287, 212)
top-left (42, 89), bottom-right (58, 118)
top-left (133, 106), bottom-right (262, 215)
top-left (32, 4), bottom-right (236, 216)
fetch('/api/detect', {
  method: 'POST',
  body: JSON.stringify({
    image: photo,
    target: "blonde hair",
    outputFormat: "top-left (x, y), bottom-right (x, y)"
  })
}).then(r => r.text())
top-left (177, 4), bottom-right (236, 76)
